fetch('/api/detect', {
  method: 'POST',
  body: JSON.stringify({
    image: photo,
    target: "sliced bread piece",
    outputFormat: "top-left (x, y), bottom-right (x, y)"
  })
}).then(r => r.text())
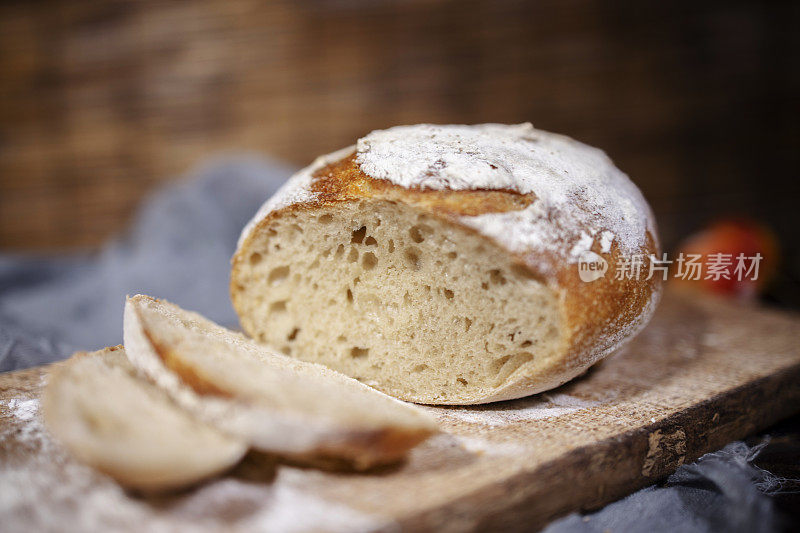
top-left (123, 295), bottom-right (438, 469)
top-left (42, 346), bottom-right (247, 491)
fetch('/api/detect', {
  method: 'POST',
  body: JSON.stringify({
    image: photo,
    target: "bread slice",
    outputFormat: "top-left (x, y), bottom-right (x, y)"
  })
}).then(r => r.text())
top-left (42, 346), bottom-right (247, 491)
top-left (232, 124), bottom-right (662, 404)
top-left (123, 295), bottom-right (437, 469)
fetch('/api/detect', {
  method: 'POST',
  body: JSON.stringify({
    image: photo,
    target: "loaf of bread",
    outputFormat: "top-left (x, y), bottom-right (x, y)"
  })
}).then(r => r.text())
top-left (232, 123), bottom-right (662, 405)
top-left (42, 346), bottom-right (247, 491)
top-left (123, 295), bottom-right (437, 469)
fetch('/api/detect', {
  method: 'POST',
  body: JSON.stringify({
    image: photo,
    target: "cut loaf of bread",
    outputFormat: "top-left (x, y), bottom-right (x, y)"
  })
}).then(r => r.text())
top-left (42, 346), bottom-right (247, 491)
top-left (232, 123), bottom-right (662, 404)
top-left (123, 295), bottom-right (437, 469)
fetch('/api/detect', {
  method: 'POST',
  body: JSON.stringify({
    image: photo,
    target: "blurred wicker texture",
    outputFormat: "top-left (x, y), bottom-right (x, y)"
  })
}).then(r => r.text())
top-left (0, 0), bottom-right (797, 250)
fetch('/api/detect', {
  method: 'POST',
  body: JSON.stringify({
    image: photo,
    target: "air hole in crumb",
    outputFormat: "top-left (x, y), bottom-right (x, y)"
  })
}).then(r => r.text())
top-left (457, 378), bottom-right (468, 386)
top-left (481, 282), bottom-right (489, 290)
top-left (492, 355), bottom-right (511, 370)
top-left (287, 328), bottom-right (300, 341)
top-left (512, 264), bottom-right (538, 280)
top-left (335, 244), bottom-right (344, 259)
top-left (353, 276), bottom-right (360, 287)
top-left (350, 347), bottom-right (369, 358)
top-left (318, 214), bottom-right (333, 224)
top-left (346, 288), bottom-right (353, 303)
top-left (409, 225), bottom-right (427, 243)
top-left (404, 248), bottom-right (421, 270)
top-left (269, 300), bottom-right (287, 313)
top-left (413, 364), bottom-right (429, 373)
top-left (268, 265), bottom-right (290, 284)
top-left (492, 352), bottom-right (534, 383)
top-left (347, 247), bottom-right (359, 263)
top-left (388, 240), bottom-right (395, 253)
top-left (403, 292), bottom-right (412, 305)
top-left (521, 340), bottom-right (533, 347)
top-left (282, 346), bottom-right (292, 355)
top-left (444, 289), bottom-right (454, 299)
top-left (336, 335), bottom-right (347, 343)
top-left (249, 252), bottom-right (263, 266)
top-left (362, 252), bottom-right (378, 270)
top-left (351, 226), bottom-right (367, 244)
top-left (447, 251), bottom-right (457, 259)
top-left (464, 318), bottom-right (472, 332)
top-left (365, 236), bottom-right (377, 246)
top-left (489, 269), bottom-right (507, 285)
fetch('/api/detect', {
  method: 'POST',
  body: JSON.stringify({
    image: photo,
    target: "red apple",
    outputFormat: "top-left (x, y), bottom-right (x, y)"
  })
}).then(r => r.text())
top-left (672, 218), bottom-right (778, 299)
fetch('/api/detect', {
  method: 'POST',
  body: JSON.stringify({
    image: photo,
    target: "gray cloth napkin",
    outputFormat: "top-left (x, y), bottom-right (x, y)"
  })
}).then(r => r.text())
top-left (545, 440), bottom-right (786, 533)
top-left (0, 155), bottom-right (292, 370)
top-left (0, 156), bottom-right (792, 531)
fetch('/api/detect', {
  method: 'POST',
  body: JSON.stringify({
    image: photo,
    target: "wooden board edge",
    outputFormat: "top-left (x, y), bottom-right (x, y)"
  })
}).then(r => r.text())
top-left (397, 361), bottom-right (800, 532)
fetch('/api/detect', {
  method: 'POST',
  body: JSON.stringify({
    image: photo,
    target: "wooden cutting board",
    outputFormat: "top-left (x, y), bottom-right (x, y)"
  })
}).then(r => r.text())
top-left (1, 288), bottom-right (799, 532)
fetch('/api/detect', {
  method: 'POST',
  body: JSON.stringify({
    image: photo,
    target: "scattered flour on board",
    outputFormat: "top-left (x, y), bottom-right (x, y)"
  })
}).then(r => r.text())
top-left (432, 394), bottom-right (599, 428)
top-left (0, 395), bottom-right (383, 532)
top-left (1, 398), bottom-right (45, 449)
top-left (4, 398), bottom-right (38, 421)
top-left (451, 435), bottom-right (529, 457)
top-left (167, 471), bottom-right (383, 533)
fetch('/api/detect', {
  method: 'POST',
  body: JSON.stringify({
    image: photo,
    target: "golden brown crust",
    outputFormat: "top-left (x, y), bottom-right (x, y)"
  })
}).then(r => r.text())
top-left (491, 231), bottom-right (662, 401)
top-left (149, 340), bottom-right (235, 399)
top-left (300, 426), bottom-right (436, 470)
top-left (232, 149), bottom-right (661, 403)
top-left (311, 154), bottom-right (536, 217)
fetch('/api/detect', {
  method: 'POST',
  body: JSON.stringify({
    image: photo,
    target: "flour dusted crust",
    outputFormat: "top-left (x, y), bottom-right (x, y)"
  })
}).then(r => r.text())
top-left (356, 123), bottom-right (652, 267)
top-left (233, 124), bottom-right (662, 404)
